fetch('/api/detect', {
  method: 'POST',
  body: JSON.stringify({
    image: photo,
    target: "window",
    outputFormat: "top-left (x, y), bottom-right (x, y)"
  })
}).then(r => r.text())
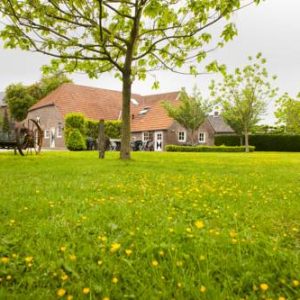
top-left (178, 131), bottom-right (186, 142)
top-left (57, 122), bottom-right (63, 138)
top-left (143, 131), bottom-right (154, 141)
top-left (199, 132), bottom-right (206, 143)
top-left (44, 130), bottom-right (50, 139)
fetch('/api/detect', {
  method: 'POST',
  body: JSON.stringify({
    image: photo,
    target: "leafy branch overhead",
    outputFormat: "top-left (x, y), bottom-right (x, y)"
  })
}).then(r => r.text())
top-left (0, 0), bottom-right (260, 79)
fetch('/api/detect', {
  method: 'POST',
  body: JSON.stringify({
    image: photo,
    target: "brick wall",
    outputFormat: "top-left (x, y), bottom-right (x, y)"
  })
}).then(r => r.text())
top-left (26, 105), bottom-right (65, 149)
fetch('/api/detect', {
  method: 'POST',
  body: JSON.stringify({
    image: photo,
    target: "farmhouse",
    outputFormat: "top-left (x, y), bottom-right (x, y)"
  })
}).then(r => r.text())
top-left (27, 83), bottom-right (234, 150)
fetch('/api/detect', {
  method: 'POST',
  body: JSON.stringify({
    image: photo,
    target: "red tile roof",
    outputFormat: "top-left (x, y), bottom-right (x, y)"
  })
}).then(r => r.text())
top-left (29, 83), bottom-right (180, 131)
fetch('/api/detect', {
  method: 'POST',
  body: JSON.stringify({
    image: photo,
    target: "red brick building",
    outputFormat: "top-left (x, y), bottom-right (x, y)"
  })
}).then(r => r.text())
top-left (27, 83), bottom-right (234, 150)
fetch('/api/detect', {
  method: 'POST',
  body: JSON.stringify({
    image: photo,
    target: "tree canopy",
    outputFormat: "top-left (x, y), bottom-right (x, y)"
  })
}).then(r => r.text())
top-left (210, 53), bottom-right (277, 152)
top-left (163, 87), bottom-right (211, 145)
top-left (275, 93), bottom-right (300, 134)
top-left (0, 0), bottom-right (261, 158)
top-left (4, 74), bottom-right (71, 121)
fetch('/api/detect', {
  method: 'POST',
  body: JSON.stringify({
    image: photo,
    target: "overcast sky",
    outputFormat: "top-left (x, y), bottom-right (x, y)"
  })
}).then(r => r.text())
top-left (0, 0), bottom-right (299, 124)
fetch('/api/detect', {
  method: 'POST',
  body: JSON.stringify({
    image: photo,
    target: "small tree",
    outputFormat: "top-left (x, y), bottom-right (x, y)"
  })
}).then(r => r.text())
top-left (4, 83), bottom-right (36, 121)
top-left (2, 108), bottom-right (10, 133)
top-left (210, 54), bottom-right (277, 152)
top-left (0, 0), bottom-right (261, 159)
top-left (275, 93), bottom-right (300, 134)
top-left (163, 88), bottom-right (211, 145)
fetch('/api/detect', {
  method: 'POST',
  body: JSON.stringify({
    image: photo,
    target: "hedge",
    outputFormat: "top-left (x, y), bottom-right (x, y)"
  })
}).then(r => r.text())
top-left (215, 134), bottom-right (300, 152)
top-left (166, 145), bottom-right (255, 152)
top-left (64, 113), bottom-right (122, 151)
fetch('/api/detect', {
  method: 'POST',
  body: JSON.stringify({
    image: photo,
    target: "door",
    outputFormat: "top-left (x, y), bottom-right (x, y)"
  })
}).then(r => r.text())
top-left (50, 127), bottom-right (55, 148)
top-left (154, 131), bottom-right (163, 151)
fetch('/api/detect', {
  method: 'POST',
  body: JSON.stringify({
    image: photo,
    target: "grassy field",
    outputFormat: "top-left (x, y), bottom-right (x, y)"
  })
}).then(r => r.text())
top-left (0, 151), bottom-right (299, 300)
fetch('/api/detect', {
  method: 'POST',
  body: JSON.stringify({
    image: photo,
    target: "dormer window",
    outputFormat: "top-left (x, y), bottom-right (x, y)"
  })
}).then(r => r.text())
top-left (139, 106), bottom-right (150, 115)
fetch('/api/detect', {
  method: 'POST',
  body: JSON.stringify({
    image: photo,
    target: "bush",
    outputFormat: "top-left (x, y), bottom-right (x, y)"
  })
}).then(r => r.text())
top-left (85, 119), bottom-right (121, 139)
top-left (166, 145), bottom-right (255, 152)
top-left (65, 129), bottom-right (86, 151)
top-left (215, 134), bottom-right (300, 151)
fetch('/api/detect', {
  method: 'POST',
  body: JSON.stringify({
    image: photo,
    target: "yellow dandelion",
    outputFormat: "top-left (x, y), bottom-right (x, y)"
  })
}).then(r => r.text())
top-left (97, 260), bottom-right (103, 265)
top-left (67, 296), bottom-right (73, 300)
top-left (195, 220), bottom-right (205, 229)
top-left (112, 277), bottom-right (118, 284)
top-left (25, 256), bottom-right (33, 263)
top-left (69, 255), bottom-right (77, 261)
top-left (56, 288), bottom-right (66, 297)
top-left (176, 261), bottom-right (183, 267)
top-left (159, 250), bottom-right (165, 257)
top-left (110, 243), bottom-right (121, 253)
top-left (177, 282), bottom-right (182, 288)
top-left (60, 246), bottom-right (66, 252)
top-left (6, 275), bottom-right (12, 280)
top-left (199, 255), bottom-right (205, 261)
top-left (151, 260), bottom-right (159, 267)
top-left (102, 297), bottom-right (110, 300)
top-left (61, 274), bottom-right (68, 281)
top-left (229, 230), bottom-right (237, 238)
top-left (292, 280), bottom-right (299, 287)
top-left (125, 249), bottom-right (132, 256)
top-left (260, 283), bottom-right (269, 291)
top-left (278, 297), bottom-right (286, 300)
top-left (82, 287), bottom-right (90, 294)
top-left (200, 285), bottom-right (206, 293)
top-left (1, 257), bottom-right (9, 264)
top-left (186, 227), bottom-right (192, 233)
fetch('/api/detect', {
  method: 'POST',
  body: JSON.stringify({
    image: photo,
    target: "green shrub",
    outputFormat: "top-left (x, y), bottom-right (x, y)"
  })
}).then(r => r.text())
top-left (85, 119), bottom-right (121, 139)
top-left (166, 145), bottom-right (255, 152)
top-left (215, 134), bottom-right (300, 151)
top-left (65, 113), bottom-right (86, 137)
top-left (65, 129), bottom-right (86, 151)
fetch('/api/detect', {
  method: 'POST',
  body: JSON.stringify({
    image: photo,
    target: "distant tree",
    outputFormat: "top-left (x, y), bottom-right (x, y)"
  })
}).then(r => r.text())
top-left (0, 0), bottom-right (261, 159)
top-left (2, 108), bottom-right (10, 133)
top-left (275, 93), bottom-right (300, 134)
top-left (4, 83), bottom-right (36, 121)
top-left (163, 88), bottom-right (211, 145)
top-left (210, 54), bottom-right (277, 152)
top-left (4, 74), bottom-right (71, 121)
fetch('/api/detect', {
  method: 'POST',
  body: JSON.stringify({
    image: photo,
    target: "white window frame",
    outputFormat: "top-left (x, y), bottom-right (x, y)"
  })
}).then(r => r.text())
top-left (178, 131), bottom-right (186, 143)
top-left (44, 130), bottom-right (50, 139)
top-left (57, 123), bottom-right (63, 138)
top-left (199, 132), bottom-right (206, 143)
top-left (143, 131), bottom-right (153, 142)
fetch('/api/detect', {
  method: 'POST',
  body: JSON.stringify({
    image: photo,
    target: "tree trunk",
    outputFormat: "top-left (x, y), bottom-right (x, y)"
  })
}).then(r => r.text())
top-left (98, 119), bottom-right (105, 159)
top-left (190, 129), bottom-right (195, 146)
top-left (244, 129), bottom-right (249, 152)
top-left (120, 72), bottom-right (132, 160)
top-left (240, 135), bottom-right (243, 146)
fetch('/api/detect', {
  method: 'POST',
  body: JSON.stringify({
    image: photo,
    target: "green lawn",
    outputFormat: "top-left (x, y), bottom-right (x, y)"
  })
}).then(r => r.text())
top-left (0, 151), bottom-right (299, 300)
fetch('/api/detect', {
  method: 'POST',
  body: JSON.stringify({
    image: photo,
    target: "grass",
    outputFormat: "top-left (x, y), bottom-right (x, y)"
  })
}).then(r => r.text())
top-left (0, 151), bottom-right (299, 300)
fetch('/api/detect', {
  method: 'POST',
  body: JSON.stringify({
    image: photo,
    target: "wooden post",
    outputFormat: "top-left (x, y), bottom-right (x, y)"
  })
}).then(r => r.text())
top-left (98, 119), bottom-right (105, 159)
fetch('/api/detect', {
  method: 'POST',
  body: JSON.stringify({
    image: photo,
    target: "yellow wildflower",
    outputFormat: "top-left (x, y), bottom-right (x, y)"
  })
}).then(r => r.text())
top-left (112, 277), bottom-right (118, 284)
top-left (83, 287), bottom-right (90, 294)
top-left (292, 280), bottom-right (299, 287)
top-left (200, 285), bottom-right (206, 293)
top-left (260, 283), bottom-right (269, 291)
top-left (1, 257), bottom-right (9, 264)
top-left (69, 255), bottom-right (77, 261)
top-left (56, 288), bottom-right (66, 297)
top-left (60, 246), bottom-right (66, 252)
top-left (125, 249), bottom-right (132, 256)
top-left (6, 275), bottom-right (12, 280)
top-left (159, 250), bottom-right (165, 257)
top-left (67, 296), bottom-right (73, 300)
top-left (25, 256), bottom-right (33, 263)
top-left (195, 220), bottom-right (205, 229)
top-left (110, 243), bottom-right (121, 253)
top-left (278, 297), bottom-right (286, 300)
top-left (151, 260), bottom-right (159, 267)
top-left (61, 274), bottom-right (68, 281)
top-left (103, 297), bottom-right (110, 300)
